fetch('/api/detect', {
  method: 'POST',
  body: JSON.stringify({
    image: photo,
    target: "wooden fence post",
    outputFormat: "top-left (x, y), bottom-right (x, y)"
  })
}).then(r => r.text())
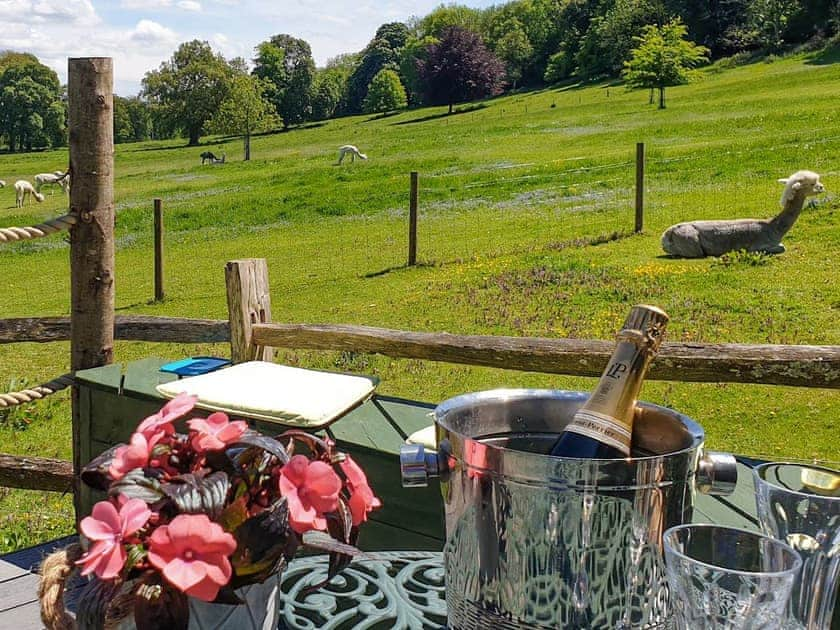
top-left (635, 142), bottom-right (645, 233)
top-left (408, 171), bottom-right (418, 266)
top-left (225, 259), bottom-right (274, 364)
top-left (68, 57), bottom-right (115, 520)
top-left (154, 198), bottom-right (164, 301)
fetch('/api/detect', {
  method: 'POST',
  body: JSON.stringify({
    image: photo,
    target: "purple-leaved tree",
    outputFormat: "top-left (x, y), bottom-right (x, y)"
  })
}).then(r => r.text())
top-left (418, 27), bottom-right (506, 114)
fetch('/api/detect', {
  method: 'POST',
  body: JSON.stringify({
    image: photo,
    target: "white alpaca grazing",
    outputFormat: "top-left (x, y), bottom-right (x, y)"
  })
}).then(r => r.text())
top-left (34, 171), bottom-right (69, 194)
top-left (337, 145), bottom-right (367, 164)
top-left (15, 180), bottom-right (45, 207)
top-left (661, 170), bottom-right (826, 258)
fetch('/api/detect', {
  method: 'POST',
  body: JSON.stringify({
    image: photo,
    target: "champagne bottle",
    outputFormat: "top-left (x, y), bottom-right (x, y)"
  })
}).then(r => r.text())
top-left (549, 304), bottom-right (669, 458)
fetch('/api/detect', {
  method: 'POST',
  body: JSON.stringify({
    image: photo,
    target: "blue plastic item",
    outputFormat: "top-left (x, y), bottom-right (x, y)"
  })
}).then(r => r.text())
top-left (159, 356), bottom-right (231, 377)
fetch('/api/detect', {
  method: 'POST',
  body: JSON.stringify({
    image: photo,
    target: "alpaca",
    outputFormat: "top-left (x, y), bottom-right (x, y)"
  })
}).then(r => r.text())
top-left (661, 170), bottom-right (826, 258)
top-left (0, 180), bottom-right (5, 188)
top-left (200, 151), bottom-right (225, 165)
top-left (34, 171), bottom-right (69, 194)
top-left (337, 145), bottom-right (367, 164)
top-left (14, 180), bottom-right (45, 207)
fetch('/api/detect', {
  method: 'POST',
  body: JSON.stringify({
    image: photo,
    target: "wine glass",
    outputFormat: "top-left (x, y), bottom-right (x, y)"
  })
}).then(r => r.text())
top-left (663, 523), bottom-right (802, 629)
top-left (754, 462), bottom-right (840, 629)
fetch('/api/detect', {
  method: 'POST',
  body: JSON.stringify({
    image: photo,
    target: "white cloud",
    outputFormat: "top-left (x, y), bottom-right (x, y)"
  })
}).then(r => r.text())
top-left (128, 20), bottom-right (178, 46)
top-left (120, 0), bottom-right (172, 8)
top-left (4, 0), bottom-right (99, 25)
top-left (177, 0), bottom-right (202, 10)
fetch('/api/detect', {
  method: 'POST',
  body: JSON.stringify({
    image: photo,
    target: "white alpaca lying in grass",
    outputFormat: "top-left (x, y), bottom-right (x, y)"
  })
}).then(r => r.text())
top-left (15, 180), bottom-right (45, 207)
top-left (661, 170), bottom-right (826, 257)
top-left (34, 171), bottom-right (69, 194)
top-left (337, 145), bottom-right (367, 164)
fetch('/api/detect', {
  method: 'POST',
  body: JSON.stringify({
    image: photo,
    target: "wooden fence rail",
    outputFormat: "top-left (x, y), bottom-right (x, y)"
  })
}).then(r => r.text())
top-left (251, 323), bottom-right (840, 389)
top-left (0, 315), bottom-right (230, 344)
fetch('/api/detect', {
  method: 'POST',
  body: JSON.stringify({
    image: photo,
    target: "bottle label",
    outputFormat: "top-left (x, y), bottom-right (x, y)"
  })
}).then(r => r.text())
top-left (563, 409), bottom-right (631, 455)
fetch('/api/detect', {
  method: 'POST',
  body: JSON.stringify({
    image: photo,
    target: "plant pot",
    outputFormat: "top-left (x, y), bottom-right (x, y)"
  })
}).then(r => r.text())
top-left (186, 573), bottom-right (281, 630)
top-left (76, 573), bottom-right (282, 630)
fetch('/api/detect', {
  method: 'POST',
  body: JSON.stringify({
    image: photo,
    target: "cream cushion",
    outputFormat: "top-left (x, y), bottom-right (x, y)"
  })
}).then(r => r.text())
top-left (406, 425), bottom-right (437, 450)
top-left (156, 361), bottom-right (377, 428)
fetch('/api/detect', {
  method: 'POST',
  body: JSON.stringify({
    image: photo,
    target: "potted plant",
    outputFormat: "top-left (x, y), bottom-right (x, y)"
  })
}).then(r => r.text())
top-left (39, 393), bottom-right (381, 629)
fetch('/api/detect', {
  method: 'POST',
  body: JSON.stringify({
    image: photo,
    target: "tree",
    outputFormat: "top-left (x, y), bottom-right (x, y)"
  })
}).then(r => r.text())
top-left (142, 40), bottom-right (232, 146)
top-left (210, 72), bottom-right (277, 160)
top-left (0, 55), bottom-right (64, 152)
top-left (346, 22), bottom-right (409, 113)
top-left (622, 19), bottom-right (709, 108)
top-left (362, 69), bottom-right (407, 114)
top-left (253, 35), bottom-right (315, 128)
top-left (399, 35), bottom-right (437, 106)
top-left (418, 4), bottom-right (485, 38)
top-left (125, 97), bottom-right (153, 142)
top-left (747, 0), bottom-right (801, 52)
top-left (494, 19), bottom-right (533, 89)
top-left (418, 26), bottom-right (505, 114)
top-left (113, 95), bottom-right (134, 143)
top-left (576, 0), bottom-right (667, 80)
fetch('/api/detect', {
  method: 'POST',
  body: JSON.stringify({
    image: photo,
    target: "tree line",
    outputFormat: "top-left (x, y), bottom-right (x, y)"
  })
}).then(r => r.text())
top-left (0, 0), bottom-right (836, 153)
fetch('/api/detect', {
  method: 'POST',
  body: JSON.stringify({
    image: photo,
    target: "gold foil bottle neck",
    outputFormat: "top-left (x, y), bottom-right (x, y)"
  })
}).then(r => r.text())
top-left (618, 304), bottom-right (669, 352)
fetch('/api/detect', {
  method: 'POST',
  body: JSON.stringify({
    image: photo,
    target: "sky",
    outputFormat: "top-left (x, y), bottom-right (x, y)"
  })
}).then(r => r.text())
top-left (0, 0), bottom-right (497, 96)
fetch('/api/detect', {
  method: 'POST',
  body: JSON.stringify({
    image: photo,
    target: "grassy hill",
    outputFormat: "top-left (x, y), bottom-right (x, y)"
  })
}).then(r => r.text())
top-left (0, 48), bottom-right (838, 549)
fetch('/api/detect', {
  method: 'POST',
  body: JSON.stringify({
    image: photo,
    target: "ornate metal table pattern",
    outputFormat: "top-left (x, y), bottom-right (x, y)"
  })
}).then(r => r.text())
top-left (278, 551), bottom-right (447, 629)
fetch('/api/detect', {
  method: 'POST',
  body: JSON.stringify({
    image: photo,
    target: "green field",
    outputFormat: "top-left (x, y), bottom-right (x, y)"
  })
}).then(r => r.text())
top-left (0, 48), bottom-right (838, 551)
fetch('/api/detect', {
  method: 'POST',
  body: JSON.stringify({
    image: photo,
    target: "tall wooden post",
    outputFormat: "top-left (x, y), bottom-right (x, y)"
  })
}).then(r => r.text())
top-left (225, 259), bottom-right (274, 364)
top-left (154, 198), bottom-right (164, 301)
top-left (408, 171), bottom-right (418, 266)
top-left (69, 57), bottom-right (114, 520)
top-left (635, 142), bottom-right (645, 233)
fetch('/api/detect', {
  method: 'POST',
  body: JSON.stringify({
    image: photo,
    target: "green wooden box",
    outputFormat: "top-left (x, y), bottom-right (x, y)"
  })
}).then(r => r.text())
top-left (74, 358), bottom-right (445, 551)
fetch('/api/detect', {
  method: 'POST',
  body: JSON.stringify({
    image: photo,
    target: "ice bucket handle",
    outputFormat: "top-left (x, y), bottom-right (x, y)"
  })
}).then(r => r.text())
top-left (400, 443), bottom-right (446, 488)
top-left (695, 450), bottom-right (738, 495)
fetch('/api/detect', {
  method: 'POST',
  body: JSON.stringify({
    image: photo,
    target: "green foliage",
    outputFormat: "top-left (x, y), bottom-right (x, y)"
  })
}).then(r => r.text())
top-left (576, 0), bottom-right (666, 80)
top-left (253, 34), bottom-right (316, 128)
top-left (362, 69), bottom-right (408, 114)
top-left (493, 18), bottom-right (533, 88)
top-left (141, 40), bottom-right (232, 146)
top-left (622, 19), bottom-right (710, 108)
top-left (399, 35), bottom-right (438, 106)
top-left (418, 4), bottom-right (485, 39)
top-left (712, 249), bottom-right (773, 267)
top-left (0, 53), bottom-right (64, 152)
top-left (346, 23), bottom-right (409, 113)
top-left (113, 96), bottom-right (153, 144)
top-left (209, 72), bottom-right (277, 160)
top-left (747, 0), bottom-right (802, 52)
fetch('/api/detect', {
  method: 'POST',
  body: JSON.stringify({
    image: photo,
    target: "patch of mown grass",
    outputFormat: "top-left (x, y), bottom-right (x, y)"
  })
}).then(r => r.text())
top-left (0, 50), bottom-right (838, 550)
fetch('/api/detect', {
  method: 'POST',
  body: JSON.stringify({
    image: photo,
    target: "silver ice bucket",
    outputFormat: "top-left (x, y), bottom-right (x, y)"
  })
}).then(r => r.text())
top-left (400, 389), bottom-right (737, 629)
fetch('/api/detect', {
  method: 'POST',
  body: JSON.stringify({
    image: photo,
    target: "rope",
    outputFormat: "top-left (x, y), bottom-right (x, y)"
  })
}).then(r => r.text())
top-left (0, 214), bottom-right (77, 244)
top-left (0, 373), bottom-right (74, 408)
top-left (38, 542), bottom-right (82, 630)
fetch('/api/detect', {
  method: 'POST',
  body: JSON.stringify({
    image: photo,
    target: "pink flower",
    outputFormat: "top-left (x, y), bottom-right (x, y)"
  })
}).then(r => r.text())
top-left (147, 514), bottom-right (236, 602)
top-left (108, 432), bottom-right (152, 480)
top-left (340, 455), bottom-right (382, 526)
top-left (188, 412), bottom-right (247, 452)
top-left (278, 455), bottom-right (342, 533)
top-left (76, 498), bottom-right (151, 579)
top-left (136, 393), bottom-right (198, 445)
